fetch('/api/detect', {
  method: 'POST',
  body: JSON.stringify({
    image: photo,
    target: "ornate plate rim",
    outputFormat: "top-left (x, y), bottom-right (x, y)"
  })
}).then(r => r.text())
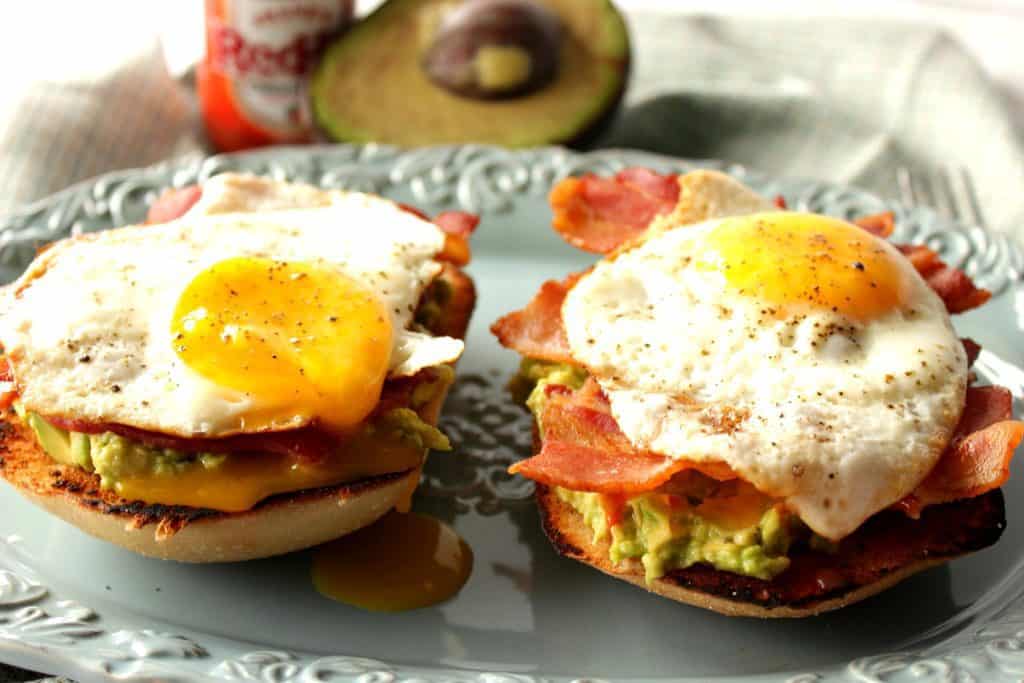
top-left (1, 144), bottom-right (1024, 683)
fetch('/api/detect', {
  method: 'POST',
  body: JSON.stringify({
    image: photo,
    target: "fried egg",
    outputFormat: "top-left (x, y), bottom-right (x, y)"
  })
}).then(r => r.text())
top-left (562, 211), bottom-right (968, 540)
top-left (0, 188), bottom-right (463, 437)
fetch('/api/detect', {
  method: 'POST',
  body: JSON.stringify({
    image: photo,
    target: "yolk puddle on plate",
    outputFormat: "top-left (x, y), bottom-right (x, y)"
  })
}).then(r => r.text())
top-left (311, 511), bottom-right (473, 612)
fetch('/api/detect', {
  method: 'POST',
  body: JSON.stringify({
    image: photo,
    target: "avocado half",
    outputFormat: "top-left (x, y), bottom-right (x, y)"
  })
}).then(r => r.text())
top-left (310, 0), bottom-right (630, 148)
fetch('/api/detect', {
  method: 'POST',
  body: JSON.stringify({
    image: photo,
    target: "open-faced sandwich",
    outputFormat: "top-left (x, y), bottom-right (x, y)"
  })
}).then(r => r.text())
top-left (492, 168), bottom-right (1022, 617)
top-left (0, 173), bottom-right (476, 562)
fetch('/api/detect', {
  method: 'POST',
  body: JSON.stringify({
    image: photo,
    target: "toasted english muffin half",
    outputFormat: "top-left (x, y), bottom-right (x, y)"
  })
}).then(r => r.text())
top-left (0, 266), bottom-right (475, 563)
top-left (536, 484), bottom-right (1005, 618)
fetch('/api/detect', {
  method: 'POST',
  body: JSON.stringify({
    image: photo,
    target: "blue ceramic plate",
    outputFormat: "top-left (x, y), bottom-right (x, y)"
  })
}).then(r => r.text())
top-left (1, 145), bottom-right (1023, 683)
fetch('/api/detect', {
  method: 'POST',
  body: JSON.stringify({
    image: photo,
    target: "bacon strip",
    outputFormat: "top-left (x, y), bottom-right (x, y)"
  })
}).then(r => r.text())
top-left (42, 368), bottom-right (441, 464)
top-left (145, 186), bottom-right (202, 224)
top-left (898, 245), bottom-right (990, 313)
top-left (490, 272), bottom-right (585, 364)
top-left (433, 211), bottom-right (480, 238)
top-left (439, 235), bottom-right (472, 266)
top-left (514, 377), bottom-right (1020, 517)
top-left (509, 380), bottom-right (735, 494)
top-left (550, 168), bottom-right (898, 253)
top-left (412, 208), bottom-right (478, 267)
top-left (962, 338), bottom-right (982, 367)
top-left (899, 386), bottom-right (1024, 516)
top-left (550, 168), bottom-right (679, 254)
top-left (852, 212), bottom-right (895, 238)
top-left (46, 415), bottom-right (339, 464)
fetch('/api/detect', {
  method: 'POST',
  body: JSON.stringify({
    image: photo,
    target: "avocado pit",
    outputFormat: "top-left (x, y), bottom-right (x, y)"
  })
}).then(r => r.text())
top-left (422, 0), bottom-right (564, 99)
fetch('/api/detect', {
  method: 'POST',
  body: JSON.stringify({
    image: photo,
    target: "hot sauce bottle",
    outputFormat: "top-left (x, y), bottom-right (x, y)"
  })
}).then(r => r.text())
top-left (199, 0), bottom-right (353, 152)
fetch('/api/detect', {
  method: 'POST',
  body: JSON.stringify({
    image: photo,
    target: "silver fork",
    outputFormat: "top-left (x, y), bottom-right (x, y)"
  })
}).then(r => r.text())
top-left (896, 166), bottom-right (988, 229)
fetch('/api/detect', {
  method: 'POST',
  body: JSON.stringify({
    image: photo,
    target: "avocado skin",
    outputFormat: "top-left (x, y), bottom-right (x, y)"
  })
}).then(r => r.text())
top-left (310, 0), bottom-right (630, 148)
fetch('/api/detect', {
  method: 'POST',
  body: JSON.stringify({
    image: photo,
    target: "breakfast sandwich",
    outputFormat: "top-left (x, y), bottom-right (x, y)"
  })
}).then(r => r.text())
top-left (0, 173), bottom-right (477, 563)
top-left (492, 168), bottom-right (1022, 617)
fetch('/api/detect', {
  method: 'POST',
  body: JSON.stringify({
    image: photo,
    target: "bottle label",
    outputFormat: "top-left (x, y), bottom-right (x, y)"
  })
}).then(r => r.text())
top-left (209, 0), bottom-right (348, 136)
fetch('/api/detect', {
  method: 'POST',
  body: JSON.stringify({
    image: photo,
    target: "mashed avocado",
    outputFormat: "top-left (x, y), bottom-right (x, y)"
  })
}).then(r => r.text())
top-left (87, 433), bottom-right (227, 488)
top-left (557, 488), bottom-right (791, 582)
top-left (19, 367), bottom-right (452, 491)
top-left (514, 359), bottom-right (798, 583)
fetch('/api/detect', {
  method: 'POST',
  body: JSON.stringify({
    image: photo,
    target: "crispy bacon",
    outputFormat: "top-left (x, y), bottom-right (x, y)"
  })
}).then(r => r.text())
top-left (852, 212), bottom-right (895, 238)
top-left (433, 211), bottom-right (480, 239)
top-left (439, 234), bottom-right (472, 266)
top-left (550, 171), bottom-right (900, 253)
top-left (145, 186), bottom-right (202, 224)
top-left (962, 338), bottom-right (981, 367)
top-left (898, 245), bottom-right (991, 313)
top-left (515, 376), bottom-right (1019, 519)
top-left (510, 380), bottom-right (736, 494)
top-left (550, 168), bottom-right (679, 254)
top-left (490, 272), bottom-right (585, 364)
top-left (514, 441), bottom-right (689, 495)
top-left (46, 416), bottom-right (340, 464)
top-left (898, 386), bottom-right (1024, 516)
top-left (396, 203), bottom-right (429, 220)
top-left (405, 208), bottom-right (479, 267)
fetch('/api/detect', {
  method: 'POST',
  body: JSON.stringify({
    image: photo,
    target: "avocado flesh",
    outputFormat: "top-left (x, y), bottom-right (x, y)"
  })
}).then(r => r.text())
top-left (311, 0), bottom-right (629, 147)
top-left (517, 360), bottom-right (802, 583)
top-left (26, 412), bottom-right (77, 467)
top-left (23, 412), bottom-right (226, 488)
top-left (557, 488), bottom-right (792, 583)
top-left (70, 432), bottom-right (92, 469)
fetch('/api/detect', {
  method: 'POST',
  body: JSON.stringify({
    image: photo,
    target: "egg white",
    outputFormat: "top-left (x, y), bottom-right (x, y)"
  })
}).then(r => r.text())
top-left (562, 217), bottom-right (968, 540)
top-left (0, 186), bottom-right (463, 437)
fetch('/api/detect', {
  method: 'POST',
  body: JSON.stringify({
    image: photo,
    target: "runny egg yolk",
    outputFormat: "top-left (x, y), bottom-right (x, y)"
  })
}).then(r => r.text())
top-left (171, 257), bottom-right (393, 433)
top-left (700, 212), bottom-right (912, 322)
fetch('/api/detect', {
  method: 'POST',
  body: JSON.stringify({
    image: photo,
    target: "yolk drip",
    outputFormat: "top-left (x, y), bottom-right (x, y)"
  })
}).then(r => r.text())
top-left (312, 511), bottom-right (474, 612)
top-left (700, 212), bottom-right (912, 322)
top-left (171, 257), bottom-right (393, 432)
